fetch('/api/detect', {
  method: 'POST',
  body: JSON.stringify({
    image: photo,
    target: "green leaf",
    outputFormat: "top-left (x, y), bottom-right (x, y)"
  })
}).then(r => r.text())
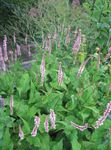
top-left (21, 118), bottom-right (30, 133)
top-left (2, 128), bottom-right (13, 150)
top-left (51, 139), bottom-right (63, 150)
top-left (69, 131), bottom-right (81, 150)
top-left (18, 73), bottom-right (30, 96)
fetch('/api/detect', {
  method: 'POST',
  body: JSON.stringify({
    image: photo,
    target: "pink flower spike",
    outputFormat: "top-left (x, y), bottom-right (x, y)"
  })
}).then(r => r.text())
top-left (28, 45), bottom-right (32, 57)
top-left (58, 62), bottom-right (64, 85)
top-left (50, 109), bottom-right (56, 129)
top-left (44, 34), bottom-right (52, 55)
top-left (94, 101), bottom-right (111, 129)
top-left (16, 44), bottom-right (21, 56)
top-left (10, 95), bottom-right (14, 115)
top-left (44, 117), bottom-right (49, 133)
top-left (77, 56), bottom-right (92, 78)
top-left (0, 46), bottom-right (6, 71)
top-left (19, 125), bottom-right (24, 140)
top-left (34, 116), bottom-right (40, 128)
top-left (40, 55), bottom-right (45, 85)
top-left (3, 35), bottom-right (8, 61)
top-left (72, 29), bottom-right (81, 54)
top-left (71, 121), bottom-right (88, 131)
top-left (31, 124), bottom-right (38, 137)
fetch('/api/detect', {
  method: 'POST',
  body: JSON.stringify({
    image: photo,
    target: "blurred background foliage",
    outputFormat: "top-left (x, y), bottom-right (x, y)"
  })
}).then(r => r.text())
top-left (0, 0), bottom-right (111, 52)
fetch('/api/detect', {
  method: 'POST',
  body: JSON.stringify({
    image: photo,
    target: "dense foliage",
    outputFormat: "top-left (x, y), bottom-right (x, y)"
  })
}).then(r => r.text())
top-left (1, 26), bottom-right (111, 149)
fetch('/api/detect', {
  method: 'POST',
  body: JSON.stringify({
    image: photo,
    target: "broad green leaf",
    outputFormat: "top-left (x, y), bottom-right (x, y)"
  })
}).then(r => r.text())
top-left (70, 131), bottom-right (81, 150)
top-left (51, 139), bottom-right (63, 150)
top-left (18, 73), bottom-right (30, 96)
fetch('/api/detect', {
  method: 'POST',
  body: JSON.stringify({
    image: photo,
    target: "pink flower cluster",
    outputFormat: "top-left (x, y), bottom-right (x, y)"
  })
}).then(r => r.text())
top-left (31, 110), bottom-right (56, 137)
top-left (50, 109), bottom-right (56, 129)
top-left (31, 116), bottom-right (40, 137)
top-left (18, 109), bottom-right (56, 140)
top-left (72, 29), bottom-right (81, 54)
top-left (19, 125), bottom-right (24, 140)
top-left (58, 62), bottom-right (64, 85)
top-left (3, 35), bottom-right (8, 62)
top-left (0, 46), bottom-right (6, 71)
top-left (45, 34), bottom-right (52, 55)
top-left (0, 33), bottom-right (33, 69)
top-left (40, 55), bottom-right (45, 85)
top-left (16, 44), bottom-right (21, 56)
top-left (77, 56), bottom-right (92, 78)
top-left (44, 117), bottom-right (49, 133)
top-left (71, 121), bottom-right (88, 131)
top-left (94, 101), bottom-right (111, 129)
top-left (71, 101), bottom-right (111, 131)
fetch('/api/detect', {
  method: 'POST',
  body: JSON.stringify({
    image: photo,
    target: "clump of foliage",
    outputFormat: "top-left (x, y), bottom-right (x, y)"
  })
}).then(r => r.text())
top-left (83, 0), bottom-right (111, 51)
top-left (0, 26), bottom-right (111, 150)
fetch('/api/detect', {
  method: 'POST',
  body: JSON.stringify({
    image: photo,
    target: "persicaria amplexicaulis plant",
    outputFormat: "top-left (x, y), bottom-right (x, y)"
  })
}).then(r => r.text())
top-left (71, 122), bottom-right (88, 131)
top-left (44, 117), bottom-right (49, 133)
top-left (19, 125), bottom-right (24, 140)
top-left (58, 62), bottom-right (63, 85)
top-left (72, 29), bottom-right (81, 54)
top-left (3, 35), bottom-right (8, 62)
top-left (70, 101), bottom-right (111, 131)
top-left (31, 116), bottom-right (40, 137)
top-left (94, 101), bottom-right (111, 129)
top-left (0, 46), bottom-right (6, 71)
top-left (50, 109), bottom-right (56, 129)
top-left (1, 25), bottom-right (111, 150)
top-left (16, 44), bottom-right (21, 56)
top-left (40, 55), bottom-right (45, 85)
top-left (31, 124), bottom-right (38, 137)
top-left (34, 116), bottom-right (40, 127)
top-left (77, 56), bottom-right (92, 78)
top-left (45, 34), bottom-right (52, 55)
